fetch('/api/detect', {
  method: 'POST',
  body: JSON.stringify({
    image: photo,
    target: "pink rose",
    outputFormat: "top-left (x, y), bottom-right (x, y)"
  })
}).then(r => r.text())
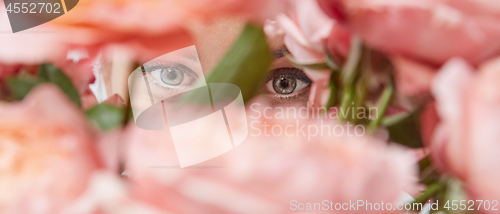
top-left (0, 84), bottom-right (183, 213)
top-left (1, 0), bottom-right (288, 96)
top-left (318, 0), bottom-right (500, 97)
top-left (62, 171), bottom-right (170, 214)
top-left (180, 0), bottom-right (290, 23)
top-left (391, 56), bottom-right (437, 96)
top-left (265, 0), bottom-right (350, 64)
top-left (0, 84), bottom-right (102, 213)
top-left (0, 11), bottom-right (94, 94)
top-left (318, 0), bottom-right (500, 66)
top-left (48, 0), bottom-right (288, 64)
top-left (0, 8), bottom-right (68, 65)
top-left (48, 0), bottom-right (194, 64)
top-left (0, 0), bottom-right (192, 98)
top-left (0, 6), bottom-right (95, 91)
top-left (123, 99), bottom-right (418, 213)
top-left (431, 57), bottom-right (500, 206)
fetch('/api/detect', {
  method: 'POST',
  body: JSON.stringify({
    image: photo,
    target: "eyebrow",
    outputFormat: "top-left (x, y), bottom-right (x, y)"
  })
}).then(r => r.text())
top-left (272, 46), bottom-right (289, 60)
top-left (185, 52), bottom-right (200, 62)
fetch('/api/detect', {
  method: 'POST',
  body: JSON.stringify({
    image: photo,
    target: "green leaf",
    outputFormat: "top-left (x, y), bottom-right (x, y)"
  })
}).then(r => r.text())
top-left (5, 76), bottom-right (45, 100)
top-left (340, 36), bottom-right (362, 86)
top-left (85, 103), bottom-right (125, 131)
top-left (386, 109), bottom-right (424, 148)
top-left (204, 24), bottom-right (273, 102)
top-left (4, 64), bottom-right (81, 107)
top-left (38, 64), bottom-right (81, 106)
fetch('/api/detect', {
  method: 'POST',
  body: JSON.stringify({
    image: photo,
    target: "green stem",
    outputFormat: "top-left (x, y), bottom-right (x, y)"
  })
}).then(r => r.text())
top-left (338, 36), bottom-right (363, 121)
top-left (341, 36), bottom-right (362, 86)
top-left (381, 112), bottom-right (410, 127)
top-left (412, 183), bottom-right (444, 205)
top-left (351, 81), bottom-right (367, 124)
top-left (325, 50), bottom-right (340, 71)
top-left (339, 85), bottom-right (354, 121)
top-left (122, 97), bottom-right (132, 126)
top-left (368, 85), bottom-right (393, 131)
top-left (325, 72), bottom-right (339, 110)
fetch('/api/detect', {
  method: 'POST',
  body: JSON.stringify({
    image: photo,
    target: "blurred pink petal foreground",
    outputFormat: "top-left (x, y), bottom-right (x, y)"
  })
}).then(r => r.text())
top-left (0, 0), bottom-right (288, 66)
top-left (50, 0), bottom-right (194, 63)
top-left (180, 0), bottom-right (290, 23)
top-left (124, 99), bottom-right (418, 214)
top-left (318, 0), bottom-right (500, 66)
top-left (0, 85), bottom-right (101, 213)
top-left (431, 57), bottom-right (500, 209)
top-left (265, 0), bottom-right (350, 64)
top-left (318, 0), bottom-right (500, 97)
top-left (0, 85), bottom-right (180, 214)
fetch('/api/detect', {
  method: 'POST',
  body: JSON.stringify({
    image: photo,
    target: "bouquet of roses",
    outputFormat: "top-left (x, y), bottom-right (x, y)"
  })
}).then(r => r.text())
top-left (0, 0), bottom-right (499, 213)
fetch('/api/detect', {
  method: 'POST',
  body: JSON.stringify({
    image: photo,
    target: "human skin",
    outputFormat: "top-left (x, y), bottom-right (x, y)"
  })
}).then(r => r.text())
top-left (127, 16), bottom-right (314, 109)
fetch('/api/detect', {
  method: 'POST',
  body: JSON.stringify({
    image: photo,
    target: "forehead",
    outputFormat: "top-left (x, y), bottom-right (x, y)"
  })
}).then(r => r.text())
top-left (189, 17), bottom-right (285, 71)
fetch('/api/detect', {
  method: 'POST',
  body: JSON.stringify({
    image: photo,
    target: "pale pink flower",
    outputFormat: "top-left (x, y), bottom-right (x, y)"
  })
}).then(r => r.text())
top-left (1, 0), bottom-right (191, 100)
top-left (82, 93), bottom-right (126, 110)
top-left (318, 0), bottom-right (500, 66)
top-left (81, 86), bottom-right (99, 110)
top-left (431, 57), bottom-right (500, 206)
top-left (62, 171), bottom-right (171, 214)
top-left (391, 57), bottom-right (437, 96)
top-left (48, 0), bottom-right (194, 64)
top-left (0, 7), bottom-right (68, 65)
top-left (123, 99), bottom-right (418, 213)
top-left (1, 0), bottom-right (289, 65)
top-left (0, 84), bottom-right (102, 214)
top-left (180, 0), bottom-right (290, 23)
top-left (49, 0), bottom-right (289, 64)
top-left (419, 101), bottom-right (439, 147)
top-left (0, 5), bottom-right (95, 90)
top-left (0, 10), bottom-right (94, 94)
top-left (265, 0), bottom-right (350, 64)
top-left (318, 0), bottom-right (500, 98)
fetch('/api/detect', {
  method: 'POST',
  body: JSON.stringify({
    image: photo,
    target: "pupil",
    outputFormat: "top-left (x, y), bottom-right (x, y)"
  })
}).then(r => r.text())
top-left (160, 67), bottom-right (184, 86)
top-left (273, 75), bottom-right (297, 94)
top-left (279, 78), bottom-right (289, 88)
top-left (166, 70), bottom-right (178, 80)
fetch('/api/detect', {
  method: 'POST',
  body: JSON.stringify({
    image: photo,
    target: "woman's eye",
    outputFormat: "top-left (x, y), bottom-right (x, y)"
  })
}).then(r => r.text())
top-left (264, 67), bottom-right (312, 104)
top-left (146, 63), bottom-right (198, 87)
top-left (273, 73), bottom-right (297, 94)
top-left (266, 67), bottom-right (312, 94)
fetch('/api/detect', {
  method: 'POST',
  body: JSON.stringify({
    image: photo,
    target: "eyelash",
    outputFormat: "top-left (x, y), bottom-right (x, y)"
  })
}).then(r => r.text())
top-left (265, 67), bottom-right (311, 84)
top-left (264, 67), bottom-right (312, 104)
top-left (265, 67), bottom-right (312, 94)
top-left (146, 75), bottom-right (190, 91)
top-left (266, 89), bottom-right (310, 103)
top-left (143, 62), bottom-right (198, 90)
